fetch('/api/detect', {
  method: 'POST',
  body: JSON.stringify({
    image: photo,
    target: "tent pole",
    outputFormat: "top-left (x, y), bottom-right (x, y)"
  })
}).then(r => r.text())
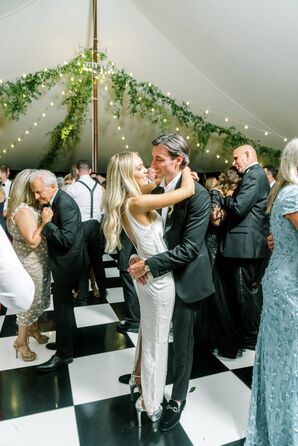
top-left (91, 0), bottom-right (98, 172)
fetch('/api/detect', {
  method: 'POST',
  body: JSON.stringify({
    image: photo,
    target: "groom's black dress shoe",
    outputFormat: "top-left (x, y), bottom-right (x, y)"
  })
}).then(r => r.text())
top-left (36, 354), bottom-right (73, 372)
top-left (118, 373), bottom-right (131, 384)
top-left (46, 342), bottom-right (57, 351)
top-left (159, 399), bottom-right (186, 432)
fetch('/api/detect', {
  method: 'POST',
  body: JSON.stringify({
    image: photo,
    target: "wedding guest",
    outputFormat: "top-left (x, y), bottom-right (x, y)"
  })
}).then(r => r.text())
top-left (220, 145), bottom-right (270, 350)
top-left (103, 151), bottom-right (194, 427)
top-left (67, 160), bottom-right (106, 304)
top-left (6, 169), bottom-right (51, 361)
top-left (245, 139), bottom-right (298, 446)
top-left (0, 184), bottom-right (7, 233)
top-left (206, 167), bottom-right (243, 358)
top-left (0, 164), bottom-right (12, 217)
top-left (30, 169), bottom-right (85, 372)
top-left (205, 176), bottom-right (218, 191)
top-left (263, 164), bottom-right (277, 188)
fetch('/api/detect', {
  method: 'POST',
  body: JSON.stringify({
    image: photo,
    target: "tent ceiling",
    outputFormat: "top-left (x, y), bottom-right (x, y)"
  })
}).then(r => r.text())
top-left (0, 0), bottom-right (296, 173)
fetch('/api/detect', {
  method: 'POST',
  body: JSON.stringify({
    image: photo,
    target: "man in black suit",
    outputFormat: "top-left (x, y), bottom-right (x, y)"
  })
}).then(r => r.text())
top-left (30, 170), bottom-right (86, 372)
top-left (220, 145), bottom-right (270, 350)
top-left (128, 134), bottom-right (215, 432)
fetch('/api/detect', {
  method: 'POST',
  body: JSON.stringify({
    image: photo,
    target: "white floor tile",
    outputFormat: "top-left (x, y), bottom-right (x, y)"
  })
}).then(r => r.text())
top-left (103, 254), bottom-right (115, 262)
top-left (0, 332), bottom-right (56, 371)
top-left (0, 406), bottom-right (80, 446)
top-left (216, 349), bottom-right (255, 370)
top-left (105, 267), bottom-right (119, 278)
top-left (164, 371), bottom-right (250, 446)
top-left (69, 348), bottom-right (135, 405)
top-left (74, 304), bottom-right (119, 328)
top-left (106, 287), bottom-right (124, 303)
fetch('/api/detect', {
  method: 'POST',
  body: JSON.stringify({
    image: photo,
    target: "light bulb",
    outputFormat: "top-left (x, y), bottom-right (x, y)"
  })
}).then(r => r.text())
top-left (25, 130), bottom-right (29, 134)
top-left (264, 131), bottom-right (268, 136)
top-left (196, 143), bottom-right (200, 147)
top-left (284, 138), bottom-right (288, 142)
top-left (117, 126), bottom-right (121, 130)
top-left (225, 117), bottom-right (229, 122)
top-left (18, 138), bottom-right (21, 142)
top-left (206, 149), bottom-right (210, 153)
top-left (151, 108), bottom-right (155, 112)
top-left (42, 113), bottom-right (46, 117)
top-left (225, 160), bottom-right (228, 164)
top-left (3, 149), bottom-right (6, 153)
top-left (121, 136), bottom-right (125, 140)
top-left (109, 101), bottom-right (113, 106)
top-left (205, 109), bottom-right (209, 114)
top-left (216, 154), bottom-right (220, 158)
top-left (167, 92), bottom-right (171, 96)
top-left (163, 118), bottom-right (167, 122)
top-left (34, 122), bottom-right (37, 126)
top-left (186, 136), bottom-right (190, 140)
top-left (176, 127), bottom-right (180, 132)
top-left (186, 101), bottom-right (190, 106)
top-left (244, 125), bottom-right (248, 129)
top-left (50, 102), bottom-right (54, 106)
top-left (10, 144), bottom-right (14, 148)
top-left (61, 91), bottom-right (65, 95)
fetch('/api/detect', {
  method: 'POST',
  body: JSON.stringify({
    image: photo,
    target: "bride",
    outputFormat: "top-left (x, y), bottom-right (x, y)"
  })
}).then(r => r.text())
top-left (103, 151), bottom-right (194, 426)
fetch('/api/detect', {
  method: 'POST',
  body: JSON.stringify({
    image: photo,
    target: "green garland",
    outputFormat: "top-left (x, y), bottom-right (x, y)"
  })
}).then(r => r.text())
top-left (0, 48), bottom-right (281, 168)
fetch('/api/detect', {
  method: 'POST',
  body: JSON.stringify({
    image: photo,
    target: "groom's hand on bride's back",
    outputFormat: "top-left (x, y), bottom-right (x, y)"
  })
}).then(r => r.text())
top-left (128, 258), bottom-right (148, 284)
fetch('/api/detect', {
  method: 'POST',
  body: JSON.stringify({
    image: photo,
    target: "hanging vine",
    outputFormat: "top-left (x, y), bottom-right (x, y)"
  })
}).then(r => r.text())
top-left (0, 48), bottom-right (281, 168)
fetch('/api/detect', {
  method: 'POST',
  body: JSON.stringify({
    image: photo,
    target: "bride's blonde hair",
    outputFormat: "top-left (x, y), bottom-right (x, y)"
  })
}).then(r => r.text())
top-left (103, 151), bottom-right (142, 252)
top-left (267, 139), bottom-right (298, 213)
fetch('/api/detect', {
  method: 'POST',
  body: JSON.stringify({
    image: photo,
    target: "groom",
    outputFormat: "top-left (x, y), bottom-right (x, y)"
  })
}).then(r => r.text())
top-left (128, 133), bottom-right (214, 432)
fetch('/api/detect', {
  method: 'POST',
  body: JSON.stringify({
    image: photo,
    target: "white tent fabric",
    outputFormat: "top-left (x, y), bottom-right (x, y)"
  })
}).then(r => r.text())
top-left (0, 0), bottom-right (296, 171)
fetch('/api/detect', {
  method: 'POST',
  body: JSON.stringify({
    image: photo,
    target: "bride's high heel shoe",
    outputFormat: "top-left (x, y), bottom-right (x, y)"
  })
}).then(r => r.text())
top-left (129, 374), bottom-right (141, 401)
top-left (135, 396), bottom-right (162, 427)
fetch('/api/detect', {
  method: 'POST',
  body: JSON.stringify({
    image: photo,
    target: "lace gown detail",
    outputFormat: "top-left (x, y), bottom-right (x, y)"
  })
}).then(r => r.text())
top-left (9, 204), bottom-right (51, 326)
top-left (126, 208), bottom-right (175, 416)
top-left (245, 185), bottom-right (298, 446)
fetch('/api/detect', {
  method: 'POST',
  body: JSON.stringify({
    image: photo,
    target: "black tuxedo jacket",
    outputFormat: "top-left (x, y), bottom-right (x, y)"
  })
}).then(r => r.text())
top-left (220, 164), bottom-right (270, 259)
top-left (42, 189), bottom-right (85, 284)
top-left (146, 180), bottom-right (215, 303)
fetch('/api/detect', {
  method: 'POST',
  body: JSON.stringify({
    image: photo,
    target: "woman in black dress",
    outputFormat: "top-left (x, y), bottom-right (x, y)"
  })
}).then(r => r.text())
top-left (206, 167), bottom-right (244, 358)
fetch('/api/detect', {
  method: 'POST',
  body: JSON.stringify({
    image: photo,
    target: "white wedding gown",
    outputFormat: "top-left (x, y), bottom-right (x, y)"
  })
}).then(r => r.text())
top-left (126, 207), bottom-right (175, 416)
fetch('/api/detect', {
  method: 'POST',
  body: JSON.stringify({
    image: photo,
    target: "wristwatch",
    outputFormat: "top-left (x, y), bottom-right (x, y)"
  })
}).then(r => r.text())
top-left (144, 260), bottom-right (150, 273)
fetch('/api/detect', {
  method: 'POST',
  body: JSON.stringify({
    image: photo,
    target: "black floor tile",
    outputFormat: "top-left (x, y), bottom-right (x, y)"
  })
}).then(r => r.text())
top-left (0, 314), bottom-right (17, 337)
top-left (0, 305), bottom-right (7, 316)
top-left (75, 395), bottom-right (193, 446)
top-left (74, 322), bottom-right (134, 358)
top-left (0, 365), bottom-right (73, 421)
top-left (106, 277), bottom-right (122, 288)
top-left (222, 439), bottom-right (245, 445)
top-left (104, 260), bottom-right (118, 268)
top-left (110, 302), bottom-right (126, 321)
top-left (232, 367), bottom-right (253, 388)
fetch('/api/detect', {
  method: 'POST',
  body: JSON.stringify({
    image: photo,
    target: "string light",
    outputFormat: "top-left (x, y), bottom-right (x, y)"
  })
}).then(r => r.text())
top-left (264, 131), bottom-right (269, 136)
top-left (216, 154), bottom-right (220, 158)
top-left (244, 125), bottom-right (248, 129)
top-left (224, 117), bottom-right (229, 122)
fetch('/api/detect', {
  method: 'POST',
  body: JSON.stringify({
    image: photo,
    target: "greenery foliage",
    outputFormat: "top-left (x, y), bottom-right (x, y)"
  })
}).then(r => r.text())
top-left (0, 48), bottom-right (281, 168)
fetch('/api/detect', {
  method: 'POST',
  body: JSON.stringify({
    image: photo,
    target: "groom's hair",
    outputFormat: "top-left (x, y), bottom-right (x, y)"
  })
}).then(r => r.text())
top-left (152, 133), bottom-right (190, 166)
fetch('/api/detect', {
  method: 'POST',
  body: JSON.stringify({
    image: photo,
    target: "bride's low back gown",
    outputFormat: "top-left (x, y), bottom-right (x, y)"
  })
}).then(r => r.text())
top-left (126, 207), bottom-right (175, 416)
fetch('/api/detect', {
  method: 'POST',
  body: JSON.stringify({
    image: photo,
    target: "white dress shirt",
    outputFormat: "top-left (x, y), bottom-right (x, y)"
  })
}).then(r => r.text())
top-left (66, 175), bottom-right (104, 222)
top-left (2, 179), bottom-right (11, 213)
top-left (161, 172), bottom-right (182, 226)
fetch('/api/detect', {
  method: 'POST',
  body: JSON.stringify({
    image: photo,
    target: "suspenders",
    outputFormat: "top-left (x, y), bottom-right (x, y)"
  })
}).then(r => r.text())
top-left (76, 180), bottom-right (98, 219)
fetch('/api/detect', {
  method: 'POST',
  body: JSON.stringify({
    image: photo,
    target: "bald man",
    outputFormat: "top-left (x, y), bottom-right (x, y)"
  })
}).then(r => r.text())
top-left (220, 145), bottom-right (270, 350)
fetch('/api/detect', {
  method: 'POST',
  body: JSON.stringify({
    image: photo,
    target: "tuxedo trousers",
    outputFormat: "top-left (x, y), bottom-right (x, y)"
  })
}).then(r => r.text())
top-left (79, 220), bottom-right (106, 298)
top-left (220, 257), bottom-right (267, 347)
top-left (171, 295), bottom-right (210, 401)
top-left (52, 281), bottom-right (76, 358)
